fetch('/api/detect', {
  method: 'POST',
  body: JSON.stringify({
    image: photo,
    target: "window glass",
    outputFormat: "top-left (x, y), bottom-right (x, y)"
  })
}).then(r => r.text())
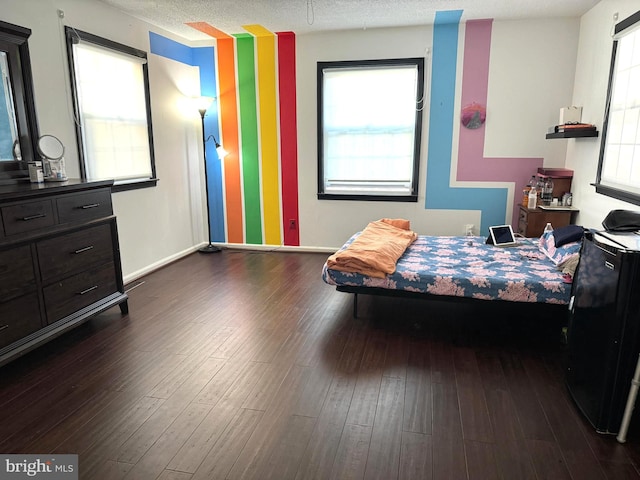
top-left (65, 27), bottom-right (157, 190)
top-left (595, 11), bottom-right (640, 204)
top-left (318, 58), bottom-right (424, 201)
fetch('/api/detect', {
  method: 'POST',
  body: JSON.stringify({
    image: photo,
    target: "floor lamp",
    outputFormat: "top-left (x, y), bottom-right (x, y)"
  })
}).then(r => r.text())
top-left (196, 96), bottom-right (226, 254)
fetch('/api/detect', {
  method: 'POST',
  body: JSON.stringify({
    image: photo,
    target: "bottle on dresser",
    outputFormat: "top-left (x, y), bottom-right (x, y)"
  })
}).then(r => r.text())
top-left (523, 176), bottom-right (536, 207)
top-left (528, 186), bottom-right (538, 209)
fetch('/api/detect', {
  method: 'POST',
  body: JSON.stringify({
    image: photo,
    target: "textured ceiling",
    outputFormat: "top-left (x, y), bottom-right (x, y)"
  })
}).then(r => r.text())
top-left (97, 0), bottom-right (599, 41)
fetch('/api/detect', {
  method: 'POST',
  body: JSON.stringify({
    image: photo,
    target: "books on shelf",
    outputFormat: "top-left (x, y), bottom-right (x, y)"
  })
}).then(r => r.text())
top-left (553, 123), bottom-right (596, 133)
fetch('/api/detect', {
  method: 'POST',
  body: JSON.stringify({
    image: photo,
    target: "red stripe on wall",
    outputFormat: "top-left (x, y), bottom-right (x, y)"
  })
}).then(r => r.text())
top-left (277, 32), bottom-right (300, 246)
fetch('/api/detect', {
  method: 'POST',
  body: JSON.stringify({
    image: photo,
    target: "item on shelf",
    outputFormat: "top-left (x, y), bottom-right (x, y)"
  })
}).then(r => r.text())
top-left (537, 168), bottom-right (573, 201)
top-left (542, 177), bottom-right (554, 205)
top-left (554, 123), bottom-right (597, 133)
top-left (528, 186), bottom-right (538, 209)
top-left (522, 176), bottom-right (535, 208)
top-left (559, 106), bottom-right (582, 125)
top-left (522, 188), bottom-right (530, 207)
top-left (37, 134), bottom-right (68, 182)
top-left (28, 161), bottom-right (44, 183)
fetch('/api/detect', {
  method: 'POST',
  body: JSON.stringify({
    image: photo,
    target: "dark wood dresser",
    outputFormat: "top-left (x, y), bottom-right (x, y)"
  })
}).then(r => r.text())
top-left (517, 204), bottom-right (579, 237)
top-left (0, 179), bottom-right (128, 367)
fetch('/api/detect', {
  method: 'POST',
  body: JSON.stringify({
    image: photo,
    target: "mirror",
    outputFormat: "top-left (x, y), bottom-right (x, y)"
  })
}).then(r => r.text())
top-left (38, 134), bottom-right (67, 181)
top-left (38, 134), bottom-right (64, 160)
top-left (0, 20), bottom-right (39, 183)
top-left (0, 52), bottom-right (18, 160)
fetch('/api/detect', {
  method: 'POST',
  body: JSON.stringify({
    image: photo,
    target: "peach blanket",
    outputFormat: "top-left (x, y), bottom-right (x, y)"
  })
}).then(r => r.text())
top-left (326, 219), bottom-right (417, 278)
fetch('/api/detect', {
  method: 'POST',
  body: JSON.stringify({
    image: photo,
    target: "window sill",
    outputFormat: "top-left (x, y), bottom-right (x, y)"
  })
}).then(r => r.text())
top-left (592, 183), bottom-right (640, 207)
top-left (112, 178), bottom-right (159, 193)
top-left (318, 193), bottom-right (417, 202)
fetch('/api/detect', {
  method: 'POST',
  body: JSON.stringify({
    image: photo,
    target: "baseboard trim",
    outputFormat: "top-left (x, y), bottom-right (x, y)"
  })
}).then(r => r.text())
top-left (123, 245), bottom-right (202, 284)
top-left (123, 243), bottom-right (336, 285)
top-left (222, 243), bottom-right (337, 254)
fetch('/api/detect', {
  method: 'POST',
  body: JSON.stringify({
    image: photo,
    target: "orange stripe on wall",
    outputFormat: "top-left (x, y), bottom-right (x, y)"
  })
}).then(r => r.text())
top-left (187, 23), bottom-right (244, 244)
top-left (186, 22), bottom-right (233, 40)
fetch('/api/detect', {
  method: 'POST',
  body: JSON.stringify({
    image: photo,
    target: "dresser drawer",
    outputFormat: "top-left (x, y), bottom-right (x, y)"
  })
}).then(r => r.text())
top-left (43, 263), bottom-right (118, 324)
top-left (57, 189), bottom-right (113, 225)
top-left (0, 245), bottom-right (36, 301)
top-left (518, 219), bottom-right (527, 236)
top-left (1, 199), bottom-right (55, 236)
top-left (519, 207), bottom-right (529, 223)
top-left (0, 293), bottom-right (42, 349)
top-left (37, 224), bottom-right (114, 282)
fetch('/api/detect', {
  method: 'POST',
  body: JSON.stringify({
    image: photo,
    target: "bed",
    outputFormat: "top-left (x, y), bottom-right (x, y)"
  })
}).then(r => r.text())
top-left (322, 220), bottom-right (582, 317)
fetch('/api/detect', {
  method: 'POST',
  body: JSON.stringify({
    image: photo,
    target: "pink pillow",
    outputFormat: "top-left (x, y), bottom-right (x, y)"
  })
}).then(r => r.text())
top-left (380, 218), bottom-right (411, 230)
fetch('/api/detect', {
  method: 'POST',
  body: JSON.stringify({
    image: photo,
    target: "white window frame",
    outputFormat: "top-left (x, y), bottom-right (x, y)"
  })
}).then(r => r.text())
top-left (595, 10), bottom-right (640, 205)
top-left (65, 27), bottom-right (157, 191)
top-left (317, 58), bottom-right (424, 202)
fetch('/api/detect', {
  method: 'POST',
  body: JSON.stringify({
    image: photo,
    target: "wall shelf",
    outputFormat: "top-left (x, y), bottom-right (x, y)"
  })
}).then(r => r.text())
top-left (546, 130), bottom-right (599, 139)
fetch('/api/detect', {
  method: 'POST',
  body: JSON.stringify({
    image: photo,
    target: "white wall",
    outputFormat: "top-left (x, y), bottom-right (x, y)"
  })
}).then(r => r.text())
top-left (2, 0), bottom-right (622, 279)
top-left (296, 18), bottom-right (581, 249)
top-left (485, 19), bottom-right (579, 164)
top-left (566, 0), bottom-right (639, 229)
top-left (0, 0), bottom-right (206, 282)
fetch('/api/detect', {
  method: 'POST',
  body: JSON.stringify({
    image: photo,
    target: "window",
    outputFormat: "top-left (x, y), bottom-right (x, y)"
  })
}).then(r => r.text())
top-left (595, 10), bottom-right (640, 205)
top-left (317, 58), bottom-right (424, 201)
top-left (65, 27), bottom-right (157, 191)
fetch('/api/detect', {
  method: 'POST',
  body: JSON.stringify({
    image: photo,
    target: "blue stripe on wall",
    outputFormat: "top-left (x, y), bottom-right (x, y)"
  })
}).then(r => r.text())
top-left (426, 10), bottom-right (507, 235)
top-left (149, 32), bottom-right (194, 65)
top-left (149, 33), bottom-right (226, 243)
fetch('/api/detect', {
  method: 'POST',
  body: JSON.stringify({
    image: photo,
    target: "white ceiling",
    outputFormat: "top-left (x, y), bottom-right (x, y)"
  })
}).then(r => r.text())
top-left (97, 0), bottom-right (599, 41)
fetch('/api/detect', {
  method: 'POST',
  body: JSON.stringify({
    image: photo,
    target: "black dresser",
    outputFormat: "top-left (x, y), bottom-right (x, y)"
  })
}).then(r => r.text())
top-left (0, 179), bottom-right (128, 367)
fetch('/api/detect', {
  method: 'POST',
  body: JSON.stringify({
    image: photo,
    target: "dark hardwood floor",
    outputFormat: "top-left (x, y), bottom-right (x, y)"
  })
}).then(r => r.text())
top-left (2, 249), bottom-right (640, 479)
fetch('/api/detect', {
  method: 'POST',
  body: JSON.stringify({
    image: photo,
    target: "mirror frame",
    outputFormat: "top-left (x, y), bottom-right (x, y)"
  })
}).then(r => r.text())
top-left (0, 19), bottom-right (39, 183)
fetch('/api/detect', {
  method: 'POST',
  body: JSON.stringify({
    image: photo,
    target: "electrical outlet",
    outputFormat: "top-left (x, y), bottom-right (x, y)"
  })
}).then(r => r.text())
top-left (464, 224), bottom-right (474, 236)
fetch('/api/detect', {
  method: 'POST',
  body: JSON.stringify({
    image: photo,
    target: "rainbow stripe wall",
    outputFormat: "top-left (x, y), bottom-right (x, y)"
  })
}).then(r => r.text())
top-left (149, 25), bottom-right (300, 247)
top-left (150, 11), bottom-right (544, 246)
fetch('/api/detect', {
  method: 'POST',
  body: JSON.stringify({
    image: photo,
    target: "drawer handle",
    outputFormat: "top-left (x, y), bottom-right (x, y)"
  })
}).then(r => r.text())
top-left (78, 285), bottom-right (98, 295)
top-left (73, 245), bottom-right (95, 254)
top-left (80, 203), bottom-right (100, 209)
top-left (21, 213), bottom-right (46, 221)
top-left (0, 324), bottom-right (8, 332)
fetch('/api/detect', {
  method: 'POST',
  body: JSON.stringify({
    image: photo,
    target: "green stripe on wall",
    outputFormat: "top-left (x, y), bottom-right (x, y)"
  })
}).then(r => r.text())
top-left (234, 33), bottom-right (263, 244)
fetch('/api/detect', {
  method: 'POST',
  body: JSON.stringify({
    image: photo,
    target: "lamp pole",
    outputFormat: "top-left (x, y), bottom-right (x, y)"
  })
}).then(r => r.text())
top-left (198, 102), bottom-right (221, 254)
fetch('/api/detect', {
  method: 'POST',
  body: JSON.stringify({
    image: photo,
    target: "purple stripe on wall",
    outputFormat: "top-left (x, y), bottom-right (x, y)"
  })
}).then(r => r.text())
top-left (455, 19), bottom-right (542, 227)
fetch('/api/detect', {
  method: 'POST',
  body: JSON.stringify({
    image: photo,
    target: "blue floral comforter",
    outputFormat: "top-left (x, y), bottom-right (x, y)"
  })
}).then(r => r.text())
top-left (322, 234), bottom-right (572, 304)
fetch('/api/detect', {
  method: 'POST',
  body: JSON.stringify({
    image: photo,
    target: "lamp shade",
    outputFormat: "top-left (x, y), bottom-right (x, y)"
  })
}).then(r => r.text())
top-left (195, 96), bottom-right (214, 116)
top-left (216, 144), bottom-right (229, 158)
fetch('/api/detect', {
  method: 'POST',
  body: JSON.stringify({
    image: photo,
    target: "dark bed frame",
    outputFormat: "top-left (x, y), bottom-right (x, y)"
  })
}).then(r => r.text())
top-left (336, 285), bottom-right (571, 320)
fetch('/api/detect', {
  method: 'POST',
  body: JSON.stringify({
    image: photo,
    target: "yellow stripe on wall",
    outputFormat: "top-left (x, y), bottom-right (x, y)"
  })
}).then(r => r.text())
top-left (243, 24), bottom-right (281, 245)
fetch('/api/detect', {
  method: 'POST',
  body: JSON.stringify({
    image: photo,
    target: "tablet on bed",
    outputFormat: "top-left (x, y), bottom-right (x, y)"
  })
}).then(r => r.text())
top-left (488, 225), bottom-right (518, 247)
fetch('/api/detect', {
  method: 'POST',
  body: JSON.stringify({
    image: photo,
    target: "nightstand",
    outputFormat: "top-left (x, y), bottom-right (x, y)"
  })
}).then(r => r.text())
top-left (518, 204), bottom-right (579, 237)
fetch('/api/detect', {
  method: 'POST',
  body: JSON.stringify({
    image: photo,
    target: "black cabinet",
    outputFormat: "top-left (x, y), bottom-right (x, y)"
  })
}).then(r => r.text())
top-left (566, 231), bottom-right (640, 434)
top-left (0, 180), bottom-right (128, 367)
